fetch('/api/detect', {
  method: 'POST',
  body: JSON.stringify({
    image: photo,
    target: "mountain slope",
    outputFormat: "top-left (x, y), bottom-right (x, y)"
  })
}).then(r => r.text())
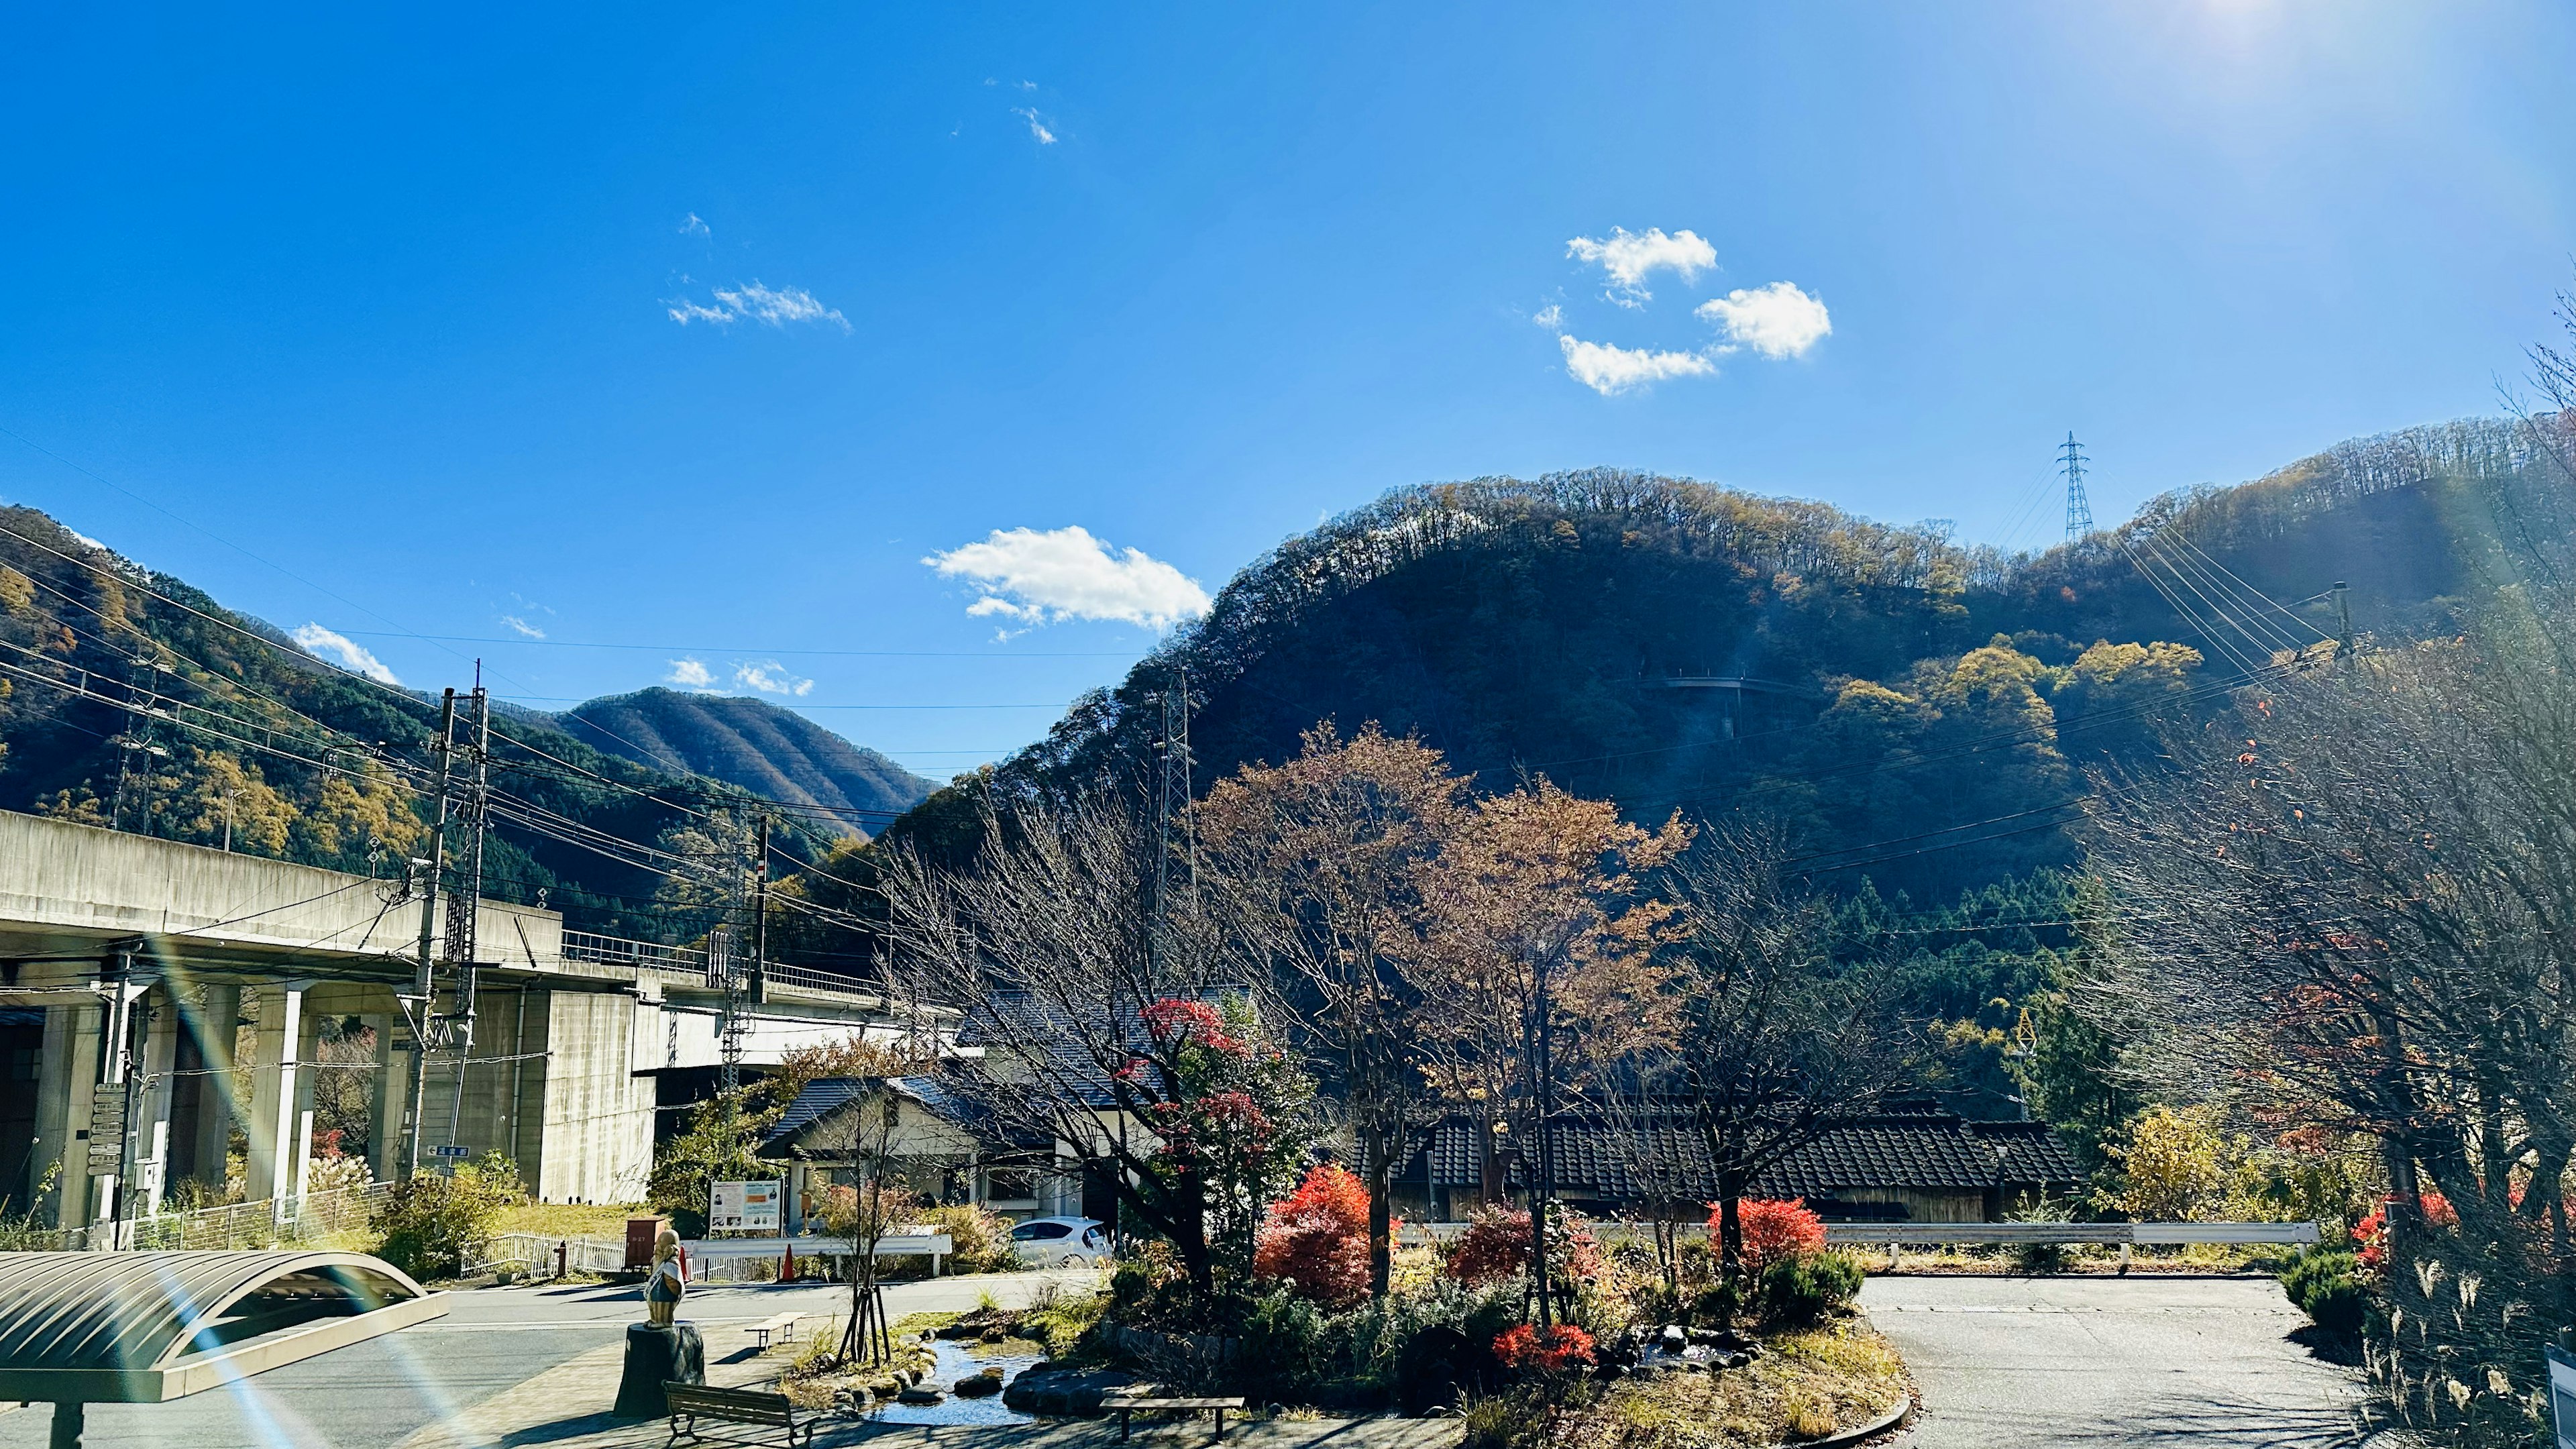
top-left (0, 506), bottom-right (843, 943)
top-left (885, 413), bottom-right (2575, 902)
top-left (555, 688), bottom-right (933, 833)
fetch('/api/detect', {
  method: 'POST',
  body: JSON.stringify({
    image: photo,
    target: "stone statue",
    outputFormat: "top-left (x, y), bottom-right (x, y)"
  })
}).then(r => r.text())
top-left (616, 1226), bottom-right (704, 1416)
top-left (645, 1227), bottom-right (686, 1328)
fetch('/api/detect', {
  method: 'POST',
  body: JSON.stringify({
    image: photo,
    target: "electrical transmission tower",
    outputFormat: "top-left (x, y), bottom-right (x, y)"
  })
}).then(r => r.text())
top-left (2061, 432), bottom-right (2094, 543)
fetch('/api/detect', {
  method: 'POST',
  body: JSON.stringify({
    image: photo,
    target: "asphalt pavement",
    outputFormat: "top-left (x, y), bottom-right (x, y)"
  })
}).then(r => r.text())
top-left (1862, 1273), bottom-right (2365, 1448)
top-left (0, 1270), bottom-right (1097, 1449)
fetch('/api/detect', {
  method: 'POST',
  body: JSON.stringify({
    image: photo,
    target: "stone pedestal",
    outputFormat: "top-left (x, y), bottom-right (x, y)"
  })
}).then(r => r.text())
top-left (613, 1322), bottom-right (704, 1417)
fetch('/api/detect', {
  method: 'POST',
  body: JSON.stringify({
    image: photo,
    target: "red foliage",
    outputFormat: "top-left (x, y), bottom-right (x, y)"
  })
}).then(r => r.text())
top-left (1445, 1205), bottom-right (1532, 1285)
top-left (1493, 1323), bottom-right (1596, 1374)
top-left (1255, 1163), bottom-right (1374, 1307)
top-left (1709, 1197), bottom-right (1827, 1272)
top-left (2353, 1193), bottom-right (2457, 1271)
top-left (1142, 999), bottom-right (1244, 1055)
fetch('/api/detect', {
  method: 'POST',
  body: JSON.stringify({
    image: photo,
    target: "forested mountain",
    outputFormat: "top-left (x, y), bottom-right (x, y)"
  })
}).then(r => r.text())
top-left (544, 688), bottom-right (933, 834)
top-left (888, 414), bottom-right (2571, 908)
top-left (0, 506), bottom-right (847, 947)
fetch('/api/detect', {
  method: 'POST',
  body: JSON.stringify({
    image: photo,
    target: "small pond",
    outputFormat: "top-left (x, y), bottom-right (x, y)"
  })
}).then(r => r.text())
top-left (845, 1338), bottom-right (1044, 1428)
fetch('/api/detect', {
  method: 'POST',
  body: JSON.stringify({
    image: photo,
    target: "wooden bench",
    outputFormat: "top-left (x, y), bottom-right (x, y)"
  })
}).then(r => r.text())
top-left (1100, 1391), bottom-right (1247, 1442)
top-left (747, 1313), bottom-right (800, 1351)
top-left (663, 1383), bottom-right (816, 1449)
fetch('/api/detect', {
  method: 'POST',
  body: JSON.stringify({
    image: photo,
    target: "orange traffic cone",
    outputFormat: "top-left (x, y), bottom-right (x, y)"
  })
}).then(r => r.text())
top-left (782, 1244), bottom-right (797, 1282)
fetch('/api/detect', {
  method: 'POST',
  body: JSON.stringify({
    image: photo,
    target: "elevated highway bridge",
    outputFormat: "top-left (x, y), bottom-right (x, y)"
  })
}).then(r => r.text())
top-left (0, 809), bottom-right (923, 1232)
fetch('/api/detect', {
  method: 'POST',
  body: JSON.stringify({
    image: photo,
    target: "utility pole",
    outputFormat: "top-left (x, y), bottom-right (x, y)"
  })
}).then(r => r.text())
top-left (2334, 580), bottom-right (2354, 656)
top-left (751, 814), bottom-right (771, 1008)
top-left (713, 926), bottom-right (742, 1097)
top-left (2061, 432), bottom-right (2094, 544)
top-left (402, 689), bottom-right (458, 1181)
top-left (441, 681), bottom-right (492, 1150)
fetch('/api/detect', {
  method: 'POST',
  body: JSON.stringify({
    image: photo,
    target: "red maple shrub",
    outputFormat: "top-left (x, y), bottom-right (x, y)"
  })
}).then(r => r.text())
top-left (1493, 1322), bottom-right (1596, 1374)
top-left (2353, 1193), bottom-right (2457, 1271)
top-left (1710, 1197), bottom-right (1827, 1273)
top-left (1445, 1204), bottom-right (1533, 1285)
top-left (1254, 1163), bottom-right (1373, 1307)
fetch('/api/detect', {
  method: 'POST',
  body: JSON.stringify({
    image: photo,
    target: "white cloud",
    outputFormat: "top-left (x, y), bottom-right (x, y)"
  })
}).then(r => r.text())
top-left (679, 213), bottom-right (710, 237)
top-left (924, 525), bottom-right (1210, 631)
top-left (1565, 227), bottom-right (1717, 305)
top-left (1696, 281), bottom-right (1832, 359)
top-left (735, 661), bottom-right (814, 697)
top-left (291, 623), bottom-right (400, 685)
top-left (500, 614), bottom-right (546, 639)
top-left (1556, 334), bottom-right (1717, 396)
top-left (666, 281), bottom-right (851, 332)
top-left (1012, 107), bottom-right (1058, 144)
top-left (1532, 304), bottom-right (1563, 329)
top-left (665, 657), bottom-right (716, 690)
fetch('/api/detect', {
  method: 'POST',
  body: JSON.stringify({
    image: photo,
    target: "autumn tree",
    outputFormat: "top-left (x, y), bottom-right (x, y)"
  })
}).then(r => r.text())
top-left (1197, 722), bottom-right (1465, 1299)
top-left (2084, 620), bottom-right (2576, 1443)
top-left (1409, 778), bottom-right (1688, 1324)
top-left (877, 784), bottom-right (1315, 1309)
top-left (1653, 824), bottom-right (1912, 1295)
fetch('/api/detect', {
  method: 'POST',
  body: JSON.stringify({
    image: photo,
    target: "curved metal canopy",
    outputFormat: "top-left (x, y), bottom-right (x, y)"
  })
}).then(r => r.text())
top-left (0, 1250), bottom-right (446, 1403)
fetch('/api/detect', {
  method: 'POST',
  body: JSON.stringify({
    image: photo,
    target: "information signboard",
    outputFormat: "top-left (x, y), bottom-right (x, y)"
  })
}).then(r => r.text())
top-left (709, 1179), bottom-right (783, 1233)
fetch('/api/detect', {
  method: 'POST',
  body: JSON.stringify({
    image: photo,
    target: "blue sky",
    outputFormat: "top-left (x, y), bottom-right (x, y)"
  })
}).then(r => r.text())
top-left (3, 2), bottom-right (2569, 776)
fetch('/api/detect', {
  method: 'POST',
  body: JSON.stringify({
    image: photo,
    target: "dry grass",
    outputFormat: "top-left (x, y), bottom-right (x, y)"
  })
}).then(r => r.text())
top-left (1550, 1321), bottom-right (1909, 1449)
top-left (495, 1201), bottom-right (644, 1240)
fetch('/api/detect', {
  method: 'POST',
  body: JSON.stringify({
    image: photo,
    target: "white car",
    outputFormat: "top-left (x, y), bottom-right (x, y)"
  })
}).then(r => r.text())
top-left (1010, 1216), bottom-right (1111, 1268)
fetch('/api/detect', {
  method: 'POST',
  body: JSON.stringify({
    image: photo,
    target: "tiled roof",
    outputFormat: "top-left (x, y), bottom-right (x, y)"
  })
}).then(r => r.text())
top-left (759, 1071), bottom-right (1015, 1159)
top-left (1396, 1109), bottom-right (2084, 1207)
top-left (1970, 1120), bottom-right (2088, 1189)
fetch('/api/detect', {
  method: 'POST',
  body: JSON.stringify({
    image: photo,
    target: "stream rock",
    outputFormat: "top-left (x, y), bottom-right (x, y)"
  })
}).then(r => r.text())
top-left (1002, 1366), bottom-right (1138, 1415)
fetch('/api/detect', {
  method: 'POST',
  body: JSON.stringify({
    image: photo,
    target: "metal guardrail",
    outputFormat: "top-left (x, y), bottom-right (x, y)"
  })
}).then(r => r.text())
top-left (563, 930), bottom-right (706, 975)
top-left (561, 930), bottom-right (875, 999)
top-left (1823, 1221), bottom-right (2322, 1246)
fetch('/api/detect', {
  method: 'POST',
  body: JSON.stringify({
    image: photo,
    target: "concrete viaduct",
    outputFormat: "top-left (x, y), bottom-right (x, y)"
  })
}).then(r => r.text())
top-left (0, 809), bottom-right (917, 1230)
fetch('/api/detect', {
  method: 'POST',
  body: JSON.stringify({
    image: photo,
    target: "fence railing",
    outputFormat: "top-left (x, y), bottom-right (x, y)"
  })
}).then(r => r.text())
top-left (560, 930), bottom-right (873, 998)
top-left (563, 930), bottom-right (707, 977)
top-left (471, 1232), bottom-right (630, 1278)
top-left (19, 1182), bottom-right (394, 1253)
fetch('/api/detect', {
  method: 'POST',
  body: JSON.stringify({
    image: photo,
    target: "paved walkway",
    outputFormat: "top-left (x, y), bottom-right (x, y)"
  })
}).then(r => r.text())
top-left (0, 1272), bottom-right (1094, 1449)
top-left (1861, 1274), bottom-right (2363, 1448)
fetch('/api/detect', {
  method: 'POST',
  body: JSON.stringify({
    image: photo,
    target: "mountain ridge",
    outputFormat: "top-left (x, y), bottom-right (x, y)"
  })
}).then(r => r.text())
top-left (545, 687), bottom-right (934, 833)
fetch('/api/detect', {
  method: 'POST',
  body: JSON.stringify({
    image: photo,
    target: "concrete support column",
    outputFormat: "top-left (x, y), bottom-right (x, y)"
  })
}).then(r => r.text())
top-left (368, 1013), bottom-right (413, 1185)
top-left (32, 1002), bottom-right (100, 1230)
top-left (244, 981), bottom-right (309, 1210)
top-left (135, 990), bottom-right (183, 1216)
top-left (184, 985), bottom-right (241, 1192)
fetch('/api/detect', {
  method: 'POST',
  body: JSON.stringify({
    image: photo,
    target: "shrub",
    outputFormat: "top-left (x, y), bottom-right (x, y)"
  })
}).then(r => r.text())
top-left (1711, 1197), bottom-right (1826, 1273)
top-left (2279, 1247), bottom-right (2369, 1338)
top-left (1446, 1205), bottom-right (1532, 1285)
top-left (1757, 1250), bottom-right (1864, 1328)
top-left (371, 1153), bottom-right (525, 1280)
top-left (920, 1203), bottom-right (1016, 1274)
top-left (2351, 1193), bottom-right (2456, 1272)
top-left (1255, 1163), bottom-right (1372, 1307)
top-left (1492, 1322), bottom-right (1595, 1375)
